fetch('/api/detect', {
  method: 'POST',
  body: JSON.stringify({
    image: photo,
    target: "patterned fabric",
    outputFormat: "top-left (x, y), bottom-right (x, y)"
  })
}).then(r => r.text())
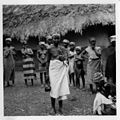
top-left (23, 57), bottom-right (35, 80)
top-left (3, 46), bottom-right (15, 82)
top-left (85, 46), bottom-right (102, 84)
top-left (21, 48), bottom-right (35, 80)
top-left (37, 48), bottom-right (47, 72)
top-left (85, 46), bottom-right (101, 61)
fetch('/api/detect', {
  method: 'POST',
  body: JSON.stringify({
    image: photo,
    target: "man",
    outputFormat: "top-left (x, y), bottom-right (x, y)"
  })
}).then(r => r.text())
top-left (105, 35), bottom-right (116, 85)
top-left (101, 35), bottom-right (116, 75)
top-left (21, 41), bottom-right (36, 86)
top-left (68, 42), bottom-right (76, 87)
top-left (81, 37), bottom-right (102, 93)
top-left (4, 38), bottom-right (15, 87)
top-left (47, 34), bottom-right (70, 115)
top-left (37, 41), bottom-right (48, 86)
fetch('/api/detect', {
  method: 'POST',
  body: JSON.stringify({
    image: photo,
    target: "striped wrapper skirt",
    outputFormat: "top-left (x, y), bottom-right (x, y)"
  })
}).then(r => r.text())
top-left (23, 57), bottom-right (36, 80)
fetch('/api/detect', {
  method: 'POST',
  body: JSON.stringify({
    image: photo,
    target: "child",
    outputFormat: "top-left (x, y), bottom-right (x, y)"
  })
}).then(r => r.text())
top-left (93, 72), bottom-right (116, 115)
top-left (37, 41), bottom-right (48, 87)
top-left (74, 46), bottom-right (85, 89)
top-left (68, 42), bottom-right (76, 87)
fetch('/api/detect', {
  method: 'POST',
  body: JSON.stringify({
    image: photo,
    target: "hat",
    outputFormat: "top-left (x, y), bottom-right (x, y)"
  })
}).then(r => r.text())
top-left (52, 33), bottom-right (60, 39)
top-left (5, 38), bottom-right (12, 42)
top-left (93, 72), bottom-right (104, 83)
top-left (110, 35), bottom-right (116, 42)
top-left (47, 35), bottom-right (52, 40)
top-left (39, 41), bottom-right (46, 46)
top-left (75, 46), bottom-right (81, 50)
top-left (63, 39), bottom-right (69, 44)
top-left (70, 42), bottom-right (75, 46)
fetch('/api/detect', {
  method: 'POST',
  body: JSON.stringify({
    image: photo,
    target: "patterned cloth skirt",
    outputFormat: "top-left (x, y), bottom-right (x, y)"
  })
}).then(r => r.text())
top-left (87, 59), bottom-right (102, 84)
top-left (23, 57), bottom-right (36, 80)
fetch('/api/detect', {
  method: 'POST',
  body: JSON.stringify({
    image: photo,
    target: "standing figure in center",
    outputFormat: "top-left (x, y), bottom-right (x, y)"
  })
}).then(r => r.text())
top-left (47, 34), bottom-right (70, 115)
top-left (37, 41), bottom-right (48, 87)
top-left (68, 42), bottom-right (76, 87)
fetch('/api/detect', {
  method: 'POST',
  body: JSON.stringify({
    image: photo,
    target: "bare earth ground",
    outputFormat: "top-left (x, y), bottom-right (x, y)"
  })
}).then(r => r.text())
top-left (4, 72), bottom-right (95, 116)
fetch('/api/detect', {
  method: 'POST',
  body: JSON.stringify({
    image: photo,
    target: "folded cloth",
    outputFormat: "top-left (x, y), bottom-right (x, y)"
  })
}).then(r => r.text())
top-left (49, 60), bottom-right (70, 100)
top-left (93, 92), bottom-right (112, 114)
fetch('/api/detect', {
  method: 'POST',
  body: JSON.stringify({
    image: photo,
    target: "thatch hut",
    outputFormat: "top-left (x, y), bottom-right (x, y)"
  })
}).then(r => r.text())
top-left (3, 4), bottom-right (115, 70)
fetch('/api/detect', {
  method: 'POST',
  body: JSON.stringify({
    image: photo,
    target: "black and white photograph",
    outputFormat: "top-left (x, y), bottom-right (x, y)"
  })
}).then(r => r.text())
top-left (1, 0), bottom-right (119, 118)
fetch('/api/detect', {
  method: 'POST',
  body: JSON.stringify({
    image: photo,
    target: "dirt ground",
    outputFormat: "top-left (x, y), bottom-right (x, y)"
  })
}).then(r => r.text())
top-left (4, 72), bottom-right (95, 116)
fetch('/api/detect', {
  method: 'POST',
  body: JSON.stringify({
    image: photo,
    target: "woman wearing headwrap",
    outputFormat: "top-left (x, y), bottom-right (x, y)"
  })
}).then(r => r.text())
top-left (37, 41), bottom-right (48, 86)
top-left (4, 38), bottom-right (15, 87)
top-left (21, 41), bottom-right (36, 86)
top-left (81, 37), bottom-right (102, 93)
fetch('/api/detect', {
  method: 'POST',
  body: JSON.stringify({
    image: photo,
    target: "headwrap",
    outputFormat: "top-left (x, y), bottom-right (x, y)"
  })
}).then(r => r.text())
top-left (39, 41), bottom-right (46, 46)
top-left (63, 39), bottom-right (69, 44)
top-left (5, 38), bottom-right (12, 42)
top-left (93, 72), bottom-right (105, 84)
top-left (69, 42), bottom-right (75, 46)
top-left (110, 35), bottom-right (116, 42)
top-left (75, 46), bottom-right (81, 50)
top-left (52, 33), bottom-right (60, 39)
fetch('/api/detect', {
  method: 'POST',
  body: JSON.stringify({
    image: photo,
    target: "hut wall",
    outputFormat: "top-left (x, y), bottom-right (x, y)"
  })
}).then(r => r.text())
top-left (63, 31), bottom-right (110, 48)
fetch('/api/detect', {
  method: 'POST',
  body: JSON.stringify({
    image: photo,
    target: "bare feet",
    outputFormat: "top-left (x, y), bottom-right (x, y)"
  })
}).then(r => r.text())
top-left (49, 108), bottom-right (56, 115)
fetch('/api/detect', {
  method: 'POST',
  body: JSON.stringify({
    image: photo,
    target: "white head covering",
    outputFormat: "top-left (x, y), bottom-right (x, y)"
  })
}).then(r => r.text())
top-left (39, 41), bottom-right (46, 46)
top-left (70, 42), bottom-right (75, 46)
top-left (47, 35), bottom-right (52, 40)
top-left (5, 38), bottom-right (12, 42)
top-left (75, 46), bottom-right (81, 50)
top-left (63, 39), bottom-right (69, 44)
top-left (52, 33), bottom-right (60, 39)
top-left (110, 35), bottom-right (116, 42)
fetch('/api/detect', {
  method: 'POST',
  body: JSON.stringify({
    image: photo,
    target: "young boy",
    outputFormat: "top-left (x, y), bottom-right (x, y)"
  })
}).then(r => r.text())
top-left (68, 42), bottom-right (76, 87)
top-left (93, 72), bottom-right (116, 115)
top-left (74, 46), bottom-right (85, 89)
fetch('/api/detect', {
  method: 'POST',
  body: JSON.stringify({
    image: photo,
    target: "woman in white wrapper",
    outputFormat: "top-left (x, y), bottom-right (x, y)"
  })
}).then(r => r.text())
top-left (47, 34), bottom-right (70, 115)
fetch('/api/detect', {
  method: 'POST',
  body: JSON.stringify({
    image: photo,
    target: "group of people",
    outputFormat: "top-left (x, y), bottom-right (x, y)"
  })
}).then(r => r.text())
top-left (3, 34), bottom-right (116, 115)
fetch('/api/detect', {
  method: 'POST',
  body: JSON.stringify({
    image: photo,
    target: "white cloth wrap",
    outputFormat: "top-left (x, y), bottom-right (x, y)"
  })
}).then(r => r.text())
top-left (93, 92), bottom-right (113, 114)
top-left (49, 60), bottom-right (70, 100)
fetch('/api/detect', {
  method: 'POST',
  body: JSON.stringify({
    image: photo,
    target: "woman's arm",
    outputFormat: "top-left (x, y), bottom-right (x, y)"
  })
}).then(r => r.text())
top-left (81, 50), bottom-right (88, 59)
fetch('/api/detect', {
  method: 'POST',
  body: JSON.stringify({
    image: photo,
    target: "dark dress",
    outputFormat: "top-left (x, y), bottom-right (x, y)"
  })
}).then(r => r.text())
top-left (105, 51), bottom-right (116, 84)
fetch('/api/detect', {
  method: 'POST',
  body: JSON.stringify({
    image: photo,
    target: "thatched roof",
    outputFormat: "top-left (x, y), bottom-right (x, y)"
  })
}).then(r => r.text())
top-left (3, 4), bottom-right (115, 40)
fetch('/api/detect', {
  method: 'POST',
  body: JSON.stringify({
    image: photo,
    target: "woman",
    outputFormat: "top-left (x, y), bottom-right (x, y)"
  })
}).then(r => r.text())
top-left (4, 38), bottom-right (15, 87)
top-left (37, 41), bottom-right (48, 86)
top-left (81, 37), bottom-right (102, 93)
top-left (21, 41), bottom-right (36, 86)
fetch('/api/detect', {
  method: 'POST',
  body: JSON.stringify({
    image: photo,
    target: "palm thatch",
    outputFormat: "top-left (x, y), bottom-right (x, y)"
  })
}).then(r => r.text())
top-left (3, 4), bottom-right (115, 40)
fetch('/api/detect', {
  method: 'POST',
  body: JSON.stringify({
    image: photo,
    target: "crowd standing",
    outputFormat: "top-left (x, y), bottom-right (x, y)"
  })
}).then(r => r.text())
top-left (3, 34), bottom-right (116, 115)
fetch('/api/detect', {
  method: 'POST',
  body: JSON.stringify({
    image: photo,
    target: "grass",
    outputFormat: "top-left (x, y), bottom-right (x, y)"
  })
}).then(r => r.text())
top-left (4, 72), bottom-right (95, 116)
